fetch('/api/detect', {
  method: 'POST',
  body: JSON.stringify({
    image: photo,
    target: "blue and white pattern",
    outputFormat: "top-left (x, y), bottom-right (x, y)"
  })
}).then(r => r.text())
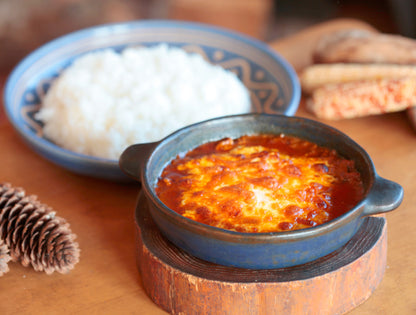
top-left (4, 20), bottom-right (300, 181)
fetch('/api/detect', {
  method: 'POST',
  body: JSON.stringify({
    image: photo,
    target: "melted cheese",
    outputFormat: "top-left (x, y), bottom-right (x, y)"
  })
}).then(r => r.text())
top-left (156, 134), bottom-right (364, 233)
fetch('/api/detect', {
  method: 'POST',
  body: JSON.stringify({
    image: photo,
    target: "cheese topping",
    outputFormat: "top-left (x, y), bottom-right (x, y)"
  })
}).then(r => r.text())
top-left (156, 134), bottom-right (364, 233)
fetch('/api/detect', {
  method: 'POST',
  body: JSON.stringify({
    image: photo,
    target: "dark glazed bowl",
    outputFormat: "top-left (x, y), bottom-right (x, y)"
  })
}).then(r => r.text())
top-left (120, 114), bottom-right (403, 269)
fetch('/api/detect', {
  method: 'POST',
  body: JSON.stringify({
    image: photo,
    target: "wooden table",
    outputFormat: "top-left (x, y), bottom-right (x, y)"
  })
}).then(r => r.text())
top-left (0, 19), bottom-right (415, 314)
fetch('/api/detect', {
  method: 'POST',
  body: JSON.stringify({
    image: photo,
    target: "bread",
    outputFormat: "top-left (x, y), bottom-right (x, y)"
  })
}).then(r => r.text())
top-left (300, 63), bottom-right (416, 94)
top-left (313, 29), bottom-right (416, 65)
top-left (307, 78), bottom-right (416, 120)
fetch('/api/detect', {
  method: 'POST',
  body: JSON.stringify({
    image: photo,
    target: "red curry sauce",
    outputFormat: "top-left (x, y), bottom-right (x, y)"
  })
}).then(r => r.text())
top-left (155, 134), bottom-right (364, 233)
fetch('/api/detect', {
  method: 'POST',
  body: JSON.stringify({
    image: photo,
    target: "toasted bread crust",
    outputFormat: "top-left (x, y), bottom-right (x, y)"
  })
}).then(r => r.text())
top-left (307, 78), bottom-right (416, 120)
top-left (313, 29), bottom-right (416, 65)
top-left (300, 63), bottom-right (416, 94)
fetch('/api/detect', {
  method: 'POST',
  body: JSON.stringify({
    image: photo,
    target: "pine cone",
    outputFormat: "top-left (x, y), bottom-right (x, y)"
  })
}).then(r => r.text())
top-left (0, 183), bottom-right (80, 274)
top-left (0, 238), bottom-right (11, 276)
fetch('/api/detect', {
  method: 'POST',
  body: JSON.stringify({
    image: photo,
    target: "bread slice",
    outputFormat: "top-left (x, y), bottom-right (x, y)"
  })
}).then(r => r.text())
top-left (307, 77), bottom-right (416, 120)
top-left (300, 63), bottom-right (416, 94)
top-left (313, 29), bottom-right (416, 65)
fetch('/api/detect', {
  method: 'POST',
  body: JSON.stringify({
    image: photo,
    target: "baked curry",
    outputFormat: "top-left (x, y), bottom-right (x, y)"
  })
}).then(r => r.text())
top-left (155, 134), bottom-right (364, 233)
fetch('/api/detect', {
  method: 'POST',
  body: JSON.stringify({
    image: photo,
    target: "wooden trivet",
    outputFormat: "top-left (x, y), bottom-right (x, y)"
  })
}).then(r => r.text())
top-left (135, 192), bottom-right (387, 315)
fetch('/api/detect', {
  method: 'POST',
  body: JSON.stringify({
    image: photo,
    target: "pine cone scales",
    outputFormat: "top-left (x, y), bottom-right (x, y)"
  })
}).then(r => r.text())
top-left (0, 238), bottom-right (11, 276)
top-left (0, 183), bottom-right (80, 274)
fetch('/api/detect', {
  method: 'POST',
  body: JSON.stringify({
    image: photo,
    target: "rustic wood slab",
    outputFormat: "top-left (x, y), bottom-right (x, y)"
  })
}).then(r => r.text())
top-left (135, 192), bottom-right (387, 315)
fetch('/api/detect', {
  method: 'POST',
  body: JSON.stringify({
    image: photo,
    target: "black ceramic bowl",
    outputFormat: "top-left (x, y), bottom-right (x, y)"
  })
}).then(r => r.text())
top-left (119, 114), bottom-right (403, 269)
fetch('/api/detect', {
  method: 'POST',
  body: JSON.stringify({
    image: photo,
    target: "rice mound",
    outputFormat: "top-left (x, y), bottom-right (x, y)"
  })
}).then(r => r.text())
top-left (36, 44), bottom-right (251, 160)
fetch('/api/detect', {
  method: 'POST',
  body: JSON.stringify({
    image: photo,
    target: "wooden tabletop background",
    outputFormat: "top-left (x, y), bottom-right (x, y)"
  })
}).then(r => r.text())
top-left (0, 19), bottom-right (415, 314)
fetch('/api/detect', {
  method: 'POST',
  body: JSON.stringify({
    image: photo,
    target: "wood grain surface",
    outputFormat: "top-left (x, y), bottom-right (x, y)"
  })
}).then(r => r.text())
top-left (0, 19), bottom-right (415, 314)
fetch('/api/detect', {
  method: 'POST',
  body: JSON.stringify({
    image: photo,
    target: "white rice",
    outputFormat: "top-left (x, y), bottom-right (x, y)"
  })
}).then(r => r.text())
top-left (36, 44), bottom-right (251, 160)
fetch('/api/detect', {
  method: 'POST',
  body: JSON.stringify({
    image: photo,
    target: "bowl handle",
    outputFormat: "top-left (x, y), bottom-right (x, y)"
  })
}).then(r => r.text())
top-left (363, 174), bottom-right (404, 216)
top-left (119, 142), bottom-right (158, 181)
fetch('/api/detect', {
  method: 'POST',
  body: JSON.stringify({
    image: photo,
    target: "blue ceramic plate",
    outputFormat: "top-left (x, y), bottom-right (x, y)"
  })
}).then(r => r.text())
top-left (3, 20), bottom-right (300, 181)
